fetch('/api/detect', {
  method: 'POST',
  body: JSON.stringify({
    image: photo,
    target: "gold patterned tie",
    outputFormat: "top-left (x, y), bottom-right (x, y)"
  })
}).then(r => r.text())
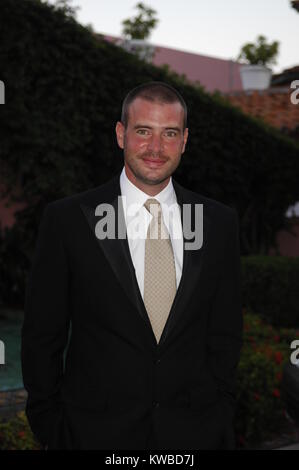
top-left (143, 198), bottom-right (177, 344)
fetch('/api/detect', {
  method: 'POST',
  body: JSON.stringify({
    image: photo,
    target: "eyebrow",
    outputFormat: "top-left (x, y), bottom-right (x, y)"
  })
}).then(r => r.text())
top-left (133, 125), bottom-right (182, 132)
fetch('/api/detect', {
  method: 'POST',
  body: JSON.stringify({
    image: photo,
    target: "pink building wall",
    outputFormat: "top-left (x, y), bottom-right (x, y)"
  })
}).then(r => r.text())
top-left (153, 45), bottom-right (242, 93)
top-left (102, 34), bottom-right (243, 93)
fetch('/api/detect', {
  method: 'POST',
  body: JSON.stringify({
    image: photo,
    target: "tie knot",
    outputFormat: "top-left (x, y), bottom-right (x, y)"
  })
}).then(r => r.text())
top-left (144, 198), bottom-right (161, 218)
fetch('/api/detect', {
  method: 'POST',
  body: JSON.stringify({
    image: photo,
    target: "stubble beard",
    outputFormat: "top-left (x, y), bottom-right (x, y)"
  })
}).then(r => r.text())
top-left (124, 149), bottom-right (180, 186)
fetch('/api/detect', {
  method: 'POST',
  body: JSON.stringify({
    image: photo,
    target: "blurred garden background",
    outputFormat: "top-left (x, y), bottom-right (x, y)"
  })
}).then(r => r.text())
top-left (0, 0), bottom-right (299, 450)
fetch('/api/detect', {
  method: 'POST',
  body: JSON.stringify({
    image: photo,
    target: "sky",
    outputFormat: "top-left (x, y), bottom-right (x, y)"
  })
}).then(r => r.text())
top-left (47, 0), bottom-right (298, 73)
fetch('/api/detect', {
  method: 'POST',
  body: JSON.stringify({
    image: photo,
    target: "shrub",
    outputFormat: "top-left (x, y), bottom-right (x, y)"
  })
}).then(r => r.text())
top-left (235, 309), bottom-right (299, 447)
top-left (237, 35), bottom-right (279, 67)
top-left (0, 411), bottom-right (41, 450)
top-left (241, 256), bottom-right (299, 328)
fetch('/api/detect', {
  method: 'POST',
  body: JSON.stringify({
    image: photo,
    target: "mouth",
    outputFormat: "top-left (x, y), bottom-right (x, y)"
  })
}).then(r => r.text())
top-left (142, 158), bottom-right (167, 168)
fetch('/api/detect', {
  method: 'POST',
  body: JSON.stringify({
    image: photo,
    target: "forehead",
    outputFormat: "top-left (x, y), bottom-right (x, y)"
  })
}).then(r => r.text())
top-left (127, 97), bottom-right (184, 128)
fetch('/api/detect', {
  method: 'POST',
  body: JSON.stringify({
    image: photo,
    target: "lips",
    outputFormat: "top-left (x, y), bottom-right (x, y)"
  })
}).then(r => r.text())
top-left (142, 158), bottom-right (166, 167)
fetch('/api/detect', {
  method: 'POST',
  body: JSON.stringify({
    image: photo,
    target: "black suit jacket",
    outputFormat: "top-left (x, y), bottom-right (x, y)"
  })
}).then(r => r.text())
top-left (21, 170), bottom-right (243, 450)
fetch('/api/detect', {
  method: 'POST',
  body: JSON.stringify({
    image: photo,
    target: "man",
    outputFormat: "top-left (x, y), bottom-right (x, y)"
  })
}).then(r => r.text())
top-left (21, 81), bottom-right (243, 450)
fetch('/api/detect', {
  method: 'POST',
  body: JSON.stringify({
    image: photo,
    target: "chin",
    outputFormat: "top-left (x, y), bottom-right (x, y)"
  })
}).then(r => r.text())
top-left (142, 171), bottom-right (171, 185)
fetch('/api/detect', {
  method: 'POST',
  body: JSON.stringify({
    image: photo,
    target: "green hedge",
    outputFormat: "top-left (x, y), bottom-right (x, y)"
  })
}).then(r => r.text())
top-left (0, 0), bottom-right (299, 258)
top-left (242, 256), bottom-right (299, 328)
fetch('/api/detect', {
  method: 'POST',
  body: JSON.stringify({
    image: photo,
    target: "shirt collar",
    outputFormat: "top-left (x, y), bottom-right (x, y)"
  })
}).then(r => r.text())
top-left (120, 166), bottom-right (177, 218)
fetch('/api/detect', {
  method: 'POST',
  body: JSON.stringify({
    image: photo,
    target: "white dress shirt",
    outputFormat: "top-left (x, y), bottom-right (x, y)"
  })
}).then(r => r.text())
top-left (120, 166), bottom-right (184, 299)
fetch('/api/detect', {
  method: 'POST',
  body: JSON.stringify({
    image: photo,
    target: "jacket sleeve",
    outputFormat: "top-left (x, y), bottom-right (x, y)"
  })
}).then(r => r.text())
top-left (21, 202), bottom-right (71, 448)
top-left (206, 208), bottom-right (243, 435)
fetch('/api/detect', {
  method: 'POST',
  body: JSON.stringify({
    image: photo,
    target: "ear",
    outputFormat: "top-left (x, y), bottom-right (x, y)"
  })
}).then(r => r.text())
top-left (115, 121), bottom-right (125, 149)
top-left (182, 128), bottom-right (189, 154)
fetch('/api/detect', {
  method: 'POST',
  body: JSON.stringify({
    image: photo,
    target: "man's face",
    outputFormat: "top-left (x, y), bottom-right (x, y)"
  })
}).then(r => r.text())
top-left (115, 97), bottom-right (188, 188)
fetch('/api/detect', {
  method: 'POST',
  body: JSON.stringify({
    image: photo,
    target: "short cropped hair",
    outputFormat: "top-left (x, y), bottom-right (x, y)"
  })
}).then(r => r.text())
top-left (121, 81), bottom-right (188, 130)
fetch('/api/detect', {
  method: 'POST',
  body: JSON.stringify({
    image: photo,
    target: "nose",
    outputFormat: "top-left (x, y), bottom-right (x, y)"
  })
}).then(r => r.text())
top-left (148, 134), bottom-right (163, 155)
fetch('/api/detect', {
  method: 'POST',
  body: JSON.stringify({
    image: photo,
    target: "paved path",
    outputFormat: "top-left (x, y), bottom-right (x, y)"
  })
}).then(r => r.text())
top-left (0, 388), bottom-right (27, 419)
top-left (276, 442), bottom-right (299, 450)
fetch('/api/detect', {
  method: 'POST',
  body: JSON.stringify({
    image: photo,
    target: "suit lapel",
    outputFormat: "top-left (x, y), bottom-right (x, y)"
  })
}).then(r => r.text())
top-left (157, 180), bottom-right (211, 350)
top-left (80, 176), bottom-right (157, 348)
top-left (79, 173), bottom-right (212, 351)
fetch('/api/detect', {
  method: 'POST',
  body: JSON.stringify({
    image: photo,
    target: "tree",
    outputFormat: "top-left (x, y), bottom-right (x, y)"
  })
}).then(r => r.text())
top-left (238, 35), bottom-right (279, 67)
top-left (39, 0), bottom-right (79, 18)
top-left (121, 2), bottom-right (158, 40)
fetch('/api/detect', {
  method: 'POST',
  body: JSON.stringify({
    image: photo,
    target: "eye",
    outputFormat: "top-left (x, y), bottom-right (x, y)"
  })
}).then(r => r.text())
top-left (164, 131), bottom-right (177, 137)
top-left (136, 129), bottom-right (150, 135)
